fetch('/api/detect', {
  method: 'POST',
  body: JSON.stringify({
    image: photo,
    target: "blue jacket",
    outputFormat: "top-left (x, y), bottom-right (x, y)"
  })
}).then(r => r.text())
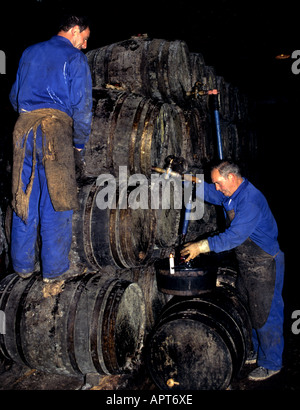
top-left (9, 35), bottom-right (92, 148)
top-left (202, 179), bottom-right (279, 256)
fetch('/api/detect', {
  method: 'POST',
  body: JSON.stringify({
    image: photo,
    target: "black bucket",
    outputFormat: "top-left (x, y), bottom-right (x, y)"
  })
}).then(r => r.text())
top-left (156, 255), bottom-right (217, 296)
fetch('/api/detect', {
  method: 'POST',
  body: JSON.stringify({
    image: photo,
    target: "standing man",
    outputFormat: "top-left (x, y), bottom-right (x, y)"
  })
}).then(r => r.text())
top-left (9, 15), bottom-right (93, 282)
top-left (181, 161), bottom-right (284, 381)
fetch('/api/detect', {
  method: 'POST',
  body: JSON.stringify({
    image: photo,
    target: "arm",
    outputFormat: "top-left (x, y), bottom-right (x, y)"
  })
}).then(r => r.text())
top-left (196, 181), bottom-right (225, 205)
top-left (9, 52), bottom-right (25, 112)
top-left (181, 195), bottom-right (260, 261)
top-left (69, 53), bottom-right (93, 148)
top-left (181, 181), bottom-right (225, 261)
top-left (9, 79), bottom-right (19, 111)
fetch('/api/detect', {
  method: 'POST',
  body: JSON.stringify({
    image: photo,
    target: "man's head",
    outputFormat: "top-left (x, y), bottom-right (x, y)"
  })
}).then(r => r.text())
top-left (211, 161), bottom-right (243, 197)
top-left (57, 15), bottom-right (90, 50)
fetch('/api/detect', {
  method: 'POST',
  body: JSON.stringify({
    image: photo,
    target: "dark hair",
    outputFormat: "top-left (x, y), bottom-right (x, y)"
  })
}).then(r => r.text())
top-left (212, 160), bottom-right (242, 178)
top-left (58, 15), bottom-right (90, 33)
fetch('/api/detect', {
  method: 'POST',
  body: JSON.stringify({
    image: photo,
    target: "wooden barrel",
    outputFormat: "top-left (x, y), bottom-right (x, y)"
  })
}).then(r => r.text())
top-left (203, 65), bottom-right (217, 90)
top-left (71, 180), bottom-right (157, 270)
top-left (84, 90), bottom-right (187, 178)
top-left (119, 265), bottom-right (169, 334)
top-left (0, 271), bottom-right (146, 376)
top-left (190, 52), bottom-right (205, 88)
top-left (146, 286), bottom-right (252, 390)
top-left (219, 120), bottom-right (239, 161)
top-left (185, 104), bottom-right (213, 166)
top-left (86, 37), bottom-right (192, 105)
top-left (71, 177), bottom-right (185, 270)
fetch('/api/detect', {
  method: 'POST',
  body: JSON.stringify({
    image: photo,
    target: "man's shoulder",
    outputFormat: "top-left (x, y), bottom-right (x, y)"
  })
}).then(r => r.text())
top-left (241, 180), bottom-right (268, 210)
top-left (245, 180), bottom-right (265, 198)
top-left (23, 36), bottom-right (86, 64)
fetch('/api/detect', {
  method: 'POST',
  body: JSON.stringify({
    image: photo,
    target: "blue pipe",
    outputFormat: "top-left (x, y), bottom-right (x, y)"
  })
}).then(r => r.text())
top-left (181, 181), bottom-right (194, 243)
top-left (182, 191), bottom-right (193, 236)
top-left (212, 92), bottom-right (223, 160)
top-left (214, 108), bottom-right (223, 160)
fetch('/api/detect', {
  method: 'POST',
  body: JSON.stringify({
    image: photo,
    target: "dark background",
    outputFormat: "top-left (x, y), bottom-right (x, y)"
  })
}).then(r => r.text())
top-left (1, 0), bottom-right (299, 296)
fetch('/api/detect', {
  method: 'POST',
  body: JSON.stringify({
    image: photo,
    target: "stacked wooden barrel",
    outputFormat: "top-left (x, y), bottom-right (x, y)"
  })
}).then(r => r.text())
top-left (80, 35), bottom-right (254, 389)
top-left (75, 35), bottom-right (255, 271)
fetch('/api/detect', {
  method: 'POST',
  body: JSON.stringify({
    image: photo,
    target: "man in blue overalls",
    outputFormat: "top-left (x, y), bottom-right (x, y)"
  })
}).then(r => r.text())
top-left (181, 161), bottom-right (284, 381)
top-left (9, 15), bottom-right (92, 282)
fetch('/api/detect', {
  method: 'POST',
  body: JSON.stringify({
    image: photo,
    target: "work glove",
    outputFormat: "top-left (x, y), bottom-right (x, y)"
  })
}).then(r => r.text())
top-left (180, 239), bottom-right (210, 262)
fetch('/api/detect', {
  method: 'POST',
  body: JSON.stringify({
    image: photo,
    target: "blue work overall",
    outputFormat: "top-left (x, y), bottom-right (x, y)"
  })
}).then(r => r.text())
top-left (11, 127), bottom-right (73, 279)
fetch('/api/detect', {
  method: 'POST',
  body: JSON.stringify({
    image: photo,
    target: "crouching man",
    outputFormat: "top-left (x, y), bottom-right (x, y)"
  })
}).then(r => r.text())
top-left (181, 160), bottom-right (284, 381)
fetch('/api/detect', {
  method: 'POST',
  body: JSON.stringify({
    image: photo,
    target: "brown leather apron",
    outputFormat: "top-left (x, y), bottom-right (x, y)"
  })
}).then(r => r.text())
top-left (12, 109), bottom-right (78, 222)
top-left (227, 209), bottom-right (276, 329)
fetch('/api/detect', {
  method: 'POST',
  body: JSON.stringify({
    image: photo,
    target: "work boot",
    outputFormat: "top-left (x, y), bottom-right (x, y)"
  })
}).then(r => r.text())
top-left (248, 366), bottom-right (280, 381)
top-left (16, 271), bottom-right (34, 279)
top-left (16, 262), bottom-right (40, 279)
top-left (43, 266), bottom-right (87, 283)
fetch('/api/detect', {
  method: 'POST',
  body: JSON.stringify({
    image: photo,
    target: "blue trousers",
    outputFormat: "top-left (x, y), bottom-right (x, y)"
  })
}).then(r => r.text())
top-left (252, 250), bottom-right (285, 371)
top-left (11, 127), bottom-right (73, 279)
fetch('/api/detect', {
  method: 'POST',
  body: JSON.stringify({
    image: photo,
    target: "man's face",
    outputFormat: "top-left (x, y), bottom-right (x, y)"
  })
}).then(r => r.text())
top-left (211, 169), bottom-right (236, 197)
top-left (71, 26), bottom-right (90, 50)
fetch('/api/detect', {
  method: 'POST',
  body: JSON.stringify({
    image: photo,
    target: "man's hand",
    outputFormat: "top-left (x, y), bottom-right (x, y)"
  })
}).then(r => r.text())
top-left (180, 239), bottom-right (210, 262)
